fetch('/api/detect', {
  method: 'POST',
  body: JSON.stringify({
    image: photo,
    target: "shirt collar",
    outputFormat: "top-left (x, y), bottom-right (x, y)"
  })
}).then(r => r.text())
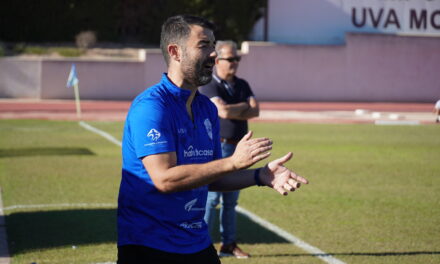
top-left (213, 69), bottom-right (235, 84)
top-left (161, 73), bottom-right (199, 101)
top-left (212, 71), bottom-right (222, 84)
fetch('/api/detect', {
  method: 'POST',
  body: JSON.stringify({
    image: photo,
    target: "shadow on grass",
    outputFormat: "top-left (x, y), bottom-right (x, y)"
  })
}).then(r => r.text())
top-left (0, 147), bottom-right (95, 158)
top-left (6, 209), bottom-right (439, 259)
top-left (5, 208), bottom-right (287, 256)
top-left (6, 209), bottom-right (116, 256)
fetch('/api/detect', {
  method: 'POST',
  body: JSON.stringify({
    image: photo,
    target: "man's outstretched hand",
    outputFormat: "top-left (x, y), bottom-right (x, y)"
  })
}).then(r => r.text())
top-left (231, 131), bottom-right (272, 170)
top-left (260, 152), bottom-right (308, 195)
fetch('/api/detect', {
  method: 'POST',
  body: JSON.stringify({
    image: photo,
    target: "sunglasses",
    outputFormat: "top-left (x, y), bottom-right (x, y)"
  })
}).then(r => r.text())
top-left (218, 56), bottom-right (241, 62)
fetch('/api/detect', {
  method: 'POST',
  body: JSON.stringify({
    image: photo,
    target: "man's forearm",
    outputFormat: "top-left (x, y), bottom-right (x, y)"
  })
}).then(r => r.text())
top-left (220, 102), bottom-right (249, 119)
top-left (144, 133), bottom-right (272, 193)
top-left (234, 106), bottom-right (259, 120)
top-left (150, 156), bottom-right (237, 193)
top-left (208, 168), bottom-right (257, 191)
top-left (225, 97), bottom-right (259, 120)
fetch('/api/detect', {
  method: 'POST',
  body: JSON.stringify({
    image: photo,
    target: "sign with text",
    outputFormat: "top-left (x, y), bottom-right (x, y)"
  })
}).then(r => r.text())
top-left (345, 0), bottom-right (440, 35)
top-left (264, 0), bottom-right (440, 44)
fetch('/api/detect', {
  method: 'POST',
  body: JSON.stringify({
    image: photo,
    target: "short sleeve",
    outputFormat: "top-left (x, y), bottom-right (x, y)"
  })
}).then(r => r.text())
top-left (128, 98), bottom-right (176, 159)
top-left (242, 79), bottom-right (254, 98)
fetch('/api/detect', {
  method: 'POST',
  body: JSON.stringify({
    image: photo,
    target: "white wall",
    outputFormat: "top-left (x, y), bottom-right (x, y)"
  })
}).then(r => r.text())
top-left (1, 34), bottom-right (439, 102)
top-left (265, 0), bottom-right (440, 44)
top-left (0, 58), bottom-right (41, 98)
top-left (238, 34), bottom-right (440, 102)
top-left (0, 51), bottom-right (166, 100)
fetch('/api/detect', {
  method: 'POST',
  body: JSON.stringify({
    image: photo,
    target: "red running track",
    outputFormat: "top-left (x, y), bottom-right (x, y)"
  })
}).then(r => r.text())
top-left (0, 99), bottom-right (434, 122)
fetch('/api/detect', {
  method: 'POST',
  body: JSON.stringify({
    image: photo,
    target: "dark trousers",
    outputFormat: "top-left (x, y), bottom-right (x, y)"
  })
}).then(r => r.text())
top-left (117, 244), bottom-right (221, 264)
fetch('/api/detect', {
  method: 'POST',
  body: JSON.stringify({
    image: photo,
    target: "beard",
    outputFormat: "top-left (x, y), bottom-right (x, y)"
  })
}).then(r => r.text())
top-left (181, 50), bottom-right (214, 87)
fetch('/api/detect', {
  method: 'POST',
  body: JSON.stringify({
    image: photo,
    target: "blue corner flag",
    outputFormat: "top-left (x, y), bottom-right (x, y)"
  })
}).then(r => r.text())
top-left (66, 64), bottom-right (79, 88)
top-left (66, 63), bottom-right (82, 119)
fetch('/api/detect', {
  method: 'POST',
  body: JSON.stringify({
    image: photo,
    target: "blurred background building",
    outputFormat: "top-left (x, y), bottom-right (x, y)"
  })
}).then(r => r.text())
top-left (0, 0), bottom-right (439, 102)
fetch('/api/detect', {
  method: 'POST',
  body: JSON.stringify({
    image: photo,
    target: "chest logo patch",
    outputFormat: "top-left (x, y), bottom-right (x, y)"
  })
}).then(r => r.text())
top-left (147, 128), bottom-right (161, 141)
top-left (204, 118), bottom-right (213, 140)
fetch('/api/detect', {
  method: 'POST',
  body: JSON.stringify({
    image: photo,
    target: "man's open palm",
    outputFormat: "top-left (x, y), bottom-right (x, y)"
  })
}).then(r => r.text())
top-left (262, 152), bottom-right (309, 195)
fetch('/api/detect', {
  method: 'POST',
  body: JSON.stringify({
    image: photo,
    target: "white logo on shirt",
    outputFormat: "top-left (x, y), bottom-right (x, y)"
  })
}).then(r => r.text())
top-left (204, 119), bottom-right (213, 140)
top-left (180, 221), bottom-right (203, 229)
top-left (184, 198), bottom-right (205, 212)
top-left (177, 128), bottom-right (187, 134)
top-left (147, 128), bottom-right (161, 141)
top-left (183, 145), bottom-right (213, 158)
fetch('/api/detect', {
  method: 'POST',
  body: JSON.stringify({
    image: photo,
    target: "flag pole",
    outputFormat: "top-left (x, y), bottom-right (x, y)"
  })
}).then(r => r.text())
top-left (73, 83), bottom-right (82, 119)
top-left (66, 63), bottom-right (81, 120)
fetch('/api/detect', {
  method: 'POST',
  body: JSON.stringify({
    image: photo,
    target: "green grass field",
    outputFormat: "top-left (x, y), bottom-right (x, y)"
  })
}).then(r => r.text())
top-left (1, 119), bottom-right (439, 264)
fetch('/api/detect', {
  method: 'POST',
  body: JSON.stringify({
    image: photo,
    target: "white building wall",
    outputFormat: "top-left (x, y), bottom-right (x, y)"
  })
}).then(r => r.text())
top-left (1, 34), bottom-right (439, 102)
top-left (265, 0), bottom-right (440, 45)
top-left (0, 58), bottom-right (41, 98)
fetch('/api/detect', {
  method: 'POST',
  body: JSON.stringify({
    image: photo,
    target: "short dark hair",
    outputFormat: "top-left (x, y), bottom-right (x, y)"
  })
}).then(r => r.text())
top-left (160, 15), bottom-right (215, 66)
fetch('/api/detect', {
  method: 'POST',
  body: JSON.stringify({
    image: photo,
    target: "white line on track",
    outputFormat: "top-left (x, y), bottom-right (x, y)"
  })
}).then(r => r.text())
top-left (13, 121), bottom-right (343, 264)
top-left (374, 120), bottom-right (420, 125)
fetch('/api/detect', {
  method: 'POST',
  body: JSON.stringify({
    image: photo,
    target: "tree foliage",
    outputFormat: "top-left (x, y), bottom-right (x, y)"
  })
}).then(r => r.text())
top-left (0, 0), bottom-right (266, 45)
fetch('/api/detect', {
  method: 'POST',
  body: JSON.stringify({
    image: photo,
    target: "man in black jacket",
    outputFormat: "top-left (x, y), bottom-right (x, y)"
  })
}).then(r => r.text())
top-left (199, 40), bottom-right (259, 259)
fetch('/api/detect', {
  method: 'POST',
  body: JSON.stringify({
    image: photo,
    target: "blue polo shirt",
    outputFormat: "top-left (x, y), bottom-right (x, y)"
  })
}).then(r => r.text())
top-left (118, 73), bottom-right (222, 253)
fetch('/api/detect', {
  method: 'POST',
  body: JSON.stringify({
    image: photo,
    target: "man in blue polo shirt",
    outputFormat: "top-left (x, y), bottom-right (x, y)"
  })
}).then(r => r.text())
top-left (117, 15), bottom-right (308, 264)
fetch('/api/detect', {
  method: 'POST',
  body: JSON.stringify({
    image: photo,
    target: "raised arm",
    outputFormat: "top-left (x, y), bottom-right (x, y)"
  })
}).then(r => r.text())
top-left (143, 131), bottom-right (272, 193)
